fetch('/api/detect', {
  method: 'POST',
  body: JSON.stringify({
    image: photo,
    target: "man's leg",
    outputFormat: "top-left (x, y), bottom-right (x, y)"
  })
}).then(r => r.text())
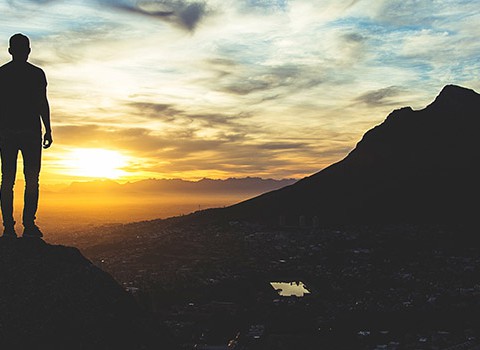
top-left (0, 142), bottom-right (18, 233)
top-left (21, 136), bottom-right (42, 232)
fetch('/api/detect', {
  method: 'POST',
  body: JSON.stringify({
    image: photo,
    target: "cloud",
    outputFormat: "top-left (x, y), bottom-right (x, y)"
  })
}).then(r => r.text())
top-left (52, 121), bottom-right (336, 179)
top-left (239, 0), bottom-right (288, 13)
top-left (7, 0), bottom-right (208, 32)
top-left (371, 0), bottom-right (479, 27)
top-left (201, 59), bottom-right (325, 98)
top-left (342, 32), bottom-right (366, 43)
top-left (258, 142), bottom-right (308, 150)
top-left (354, 86), bottom-right (404, 106)
top-left (128, 102), bottom-right (182, 122)
top-left (102, 0), bottom-right (207, 31)
top-left (126, 101), bottom-right (253, 134)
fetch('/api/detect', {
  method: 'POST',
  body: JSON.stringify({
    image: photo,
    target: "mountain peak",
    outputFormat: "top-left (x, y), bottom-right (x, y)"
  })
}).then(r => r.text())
top-left (429, 84), bottom-right (479, 109)
top-left (439, 84), bottom-right (475, 95)
top-left (215, 84), bottom-right (480, 224)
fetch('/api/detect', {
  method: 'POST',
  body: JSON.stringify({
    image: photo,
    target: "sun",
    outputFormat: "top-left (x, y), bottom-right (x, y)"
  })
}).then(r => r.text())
top-left (62, 148), bottom-right (128, 179)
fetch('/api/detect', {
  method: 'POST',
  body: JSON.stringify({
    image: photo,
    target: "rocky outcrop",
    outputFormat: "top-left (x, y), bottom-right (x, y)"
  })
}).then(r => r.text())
top-left (0, 238), bottom-right (174, 349)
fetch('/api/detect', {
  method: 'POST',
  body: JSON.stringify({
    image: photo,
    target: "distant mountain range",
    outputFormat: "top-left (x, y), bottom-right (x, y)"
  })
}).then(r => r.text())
top-left (193, 85), bottom-right (479, 225)
top-left (61, 177), bottom-right (297, 195)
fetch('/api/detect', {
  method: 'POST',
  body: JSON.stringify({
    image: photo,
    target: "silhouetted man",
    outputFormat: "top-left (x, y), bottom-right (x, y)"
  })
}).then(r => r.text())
top-left (0, 33), bottom-right (52, 238)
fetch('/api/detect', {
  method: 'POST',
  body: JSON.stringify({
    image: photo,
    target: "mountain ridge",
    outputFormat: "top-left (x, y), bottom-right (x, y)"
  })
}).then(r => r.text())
top-left (63, 176), bottom-right (297, 194)
top-left (186, 84), bottom-right (479, 225)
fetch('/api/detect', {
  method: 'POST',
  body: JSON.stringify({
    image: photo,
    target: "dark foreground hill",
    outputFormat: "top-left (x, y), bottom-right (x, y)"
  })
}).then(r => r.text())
top-left (198, 85), bottom-right (479, 225)
top-left (0, 238), bottom-right (175, 349)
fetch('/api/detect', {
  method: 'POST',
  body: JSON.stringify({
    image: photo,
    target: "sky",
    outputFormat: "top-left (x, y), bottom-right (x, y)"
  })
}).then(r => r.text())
top-left (0, 0), bottom-right (479, 184)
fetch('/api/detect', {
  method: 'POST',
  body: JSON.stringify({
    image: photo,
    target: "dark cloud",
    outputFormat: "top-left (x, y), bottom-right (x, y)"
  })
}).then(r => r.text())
top-left (222, 79), bottom-right (271, 95)
top-left (354, 86), bottom-right (404, 107)
top-left (190, 112), bottom-right (242, 126)
top-left (126, 101), bottom-right (253, 136)
top-left (259, 142), bottom-right (308, 150)
top-left (205, 58), bottom-right (237, 79)
top-left (10, 0), bottom-right (207, 32)
top-left (206, 61), bottom-right (324, 97)
top-left (128, 102), bottom-right (181, 122)
top-left (178, 2), bottom-right (206, 30)
top-left (100, 0), bottom-right (207, 31)
top-left (206, 58), bottom-right (236, 67)
top-left (342, 32), bottom-right (366, 43)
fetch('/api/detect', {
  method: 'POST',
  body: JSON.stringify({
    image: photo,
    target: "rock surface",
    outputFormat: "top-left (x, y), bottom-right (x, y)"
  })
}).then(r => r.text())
top-left (0, 238), bottom-right (172, 349)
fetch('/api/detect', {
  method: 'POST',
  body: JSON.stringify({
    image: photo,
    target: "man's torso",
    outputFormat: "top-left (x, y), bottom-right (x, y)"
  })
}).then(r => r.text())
top-left (0, 61), bottom-right (47, 132)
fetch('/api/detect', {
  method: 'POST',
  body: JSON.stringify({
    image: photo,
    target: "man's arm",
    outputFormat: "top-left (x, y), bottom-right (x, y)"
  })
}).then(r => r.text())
top-left (40, 90), bottom-right (52, 149)
top-left (39, 70), bottom-right (52, 149)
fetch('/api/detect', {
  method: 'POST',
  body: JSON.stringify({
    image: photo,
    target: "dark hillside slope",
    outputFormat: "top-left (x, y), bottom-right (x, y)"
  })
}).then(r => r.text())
top-left (215, 85), bottom-right (479, 224)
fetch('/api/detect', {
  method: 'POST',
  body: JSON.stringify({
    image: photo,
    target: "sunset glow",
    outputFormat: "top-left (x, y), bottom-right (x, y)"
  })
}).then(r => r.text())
top-left (61, 149), bottom-right (128, 179)
top-left (0, 1), bottom-right (478, 184)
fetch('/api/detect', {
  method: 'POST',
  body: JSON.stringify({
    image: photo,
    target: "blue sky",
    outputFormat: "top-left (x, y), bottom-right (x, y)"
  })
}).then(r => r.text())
top-left (0, 0), bottom-right (479, 182)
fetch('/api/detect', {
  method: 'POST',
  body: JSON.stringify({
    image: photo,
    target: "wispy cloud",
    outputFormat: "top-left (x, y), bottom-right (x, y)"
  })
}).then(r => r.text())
top-left (51, 122), bottom-right (337, 179)
top-left (354, 86), bottom-right (404, 107)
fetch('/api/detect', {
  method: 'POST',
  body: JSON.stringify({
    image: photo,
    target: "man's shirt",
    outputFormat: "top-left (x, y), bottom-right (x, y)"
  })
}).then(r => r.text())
top-left (0, 61), bottom-right (47, 132)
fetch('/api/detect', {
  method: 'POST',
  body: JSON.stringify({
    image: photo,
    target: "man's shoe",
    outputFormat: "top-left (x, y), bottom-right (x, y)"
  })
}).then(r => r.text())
top-left (2, 226), bottom-right (17, 238)
top-left (22, 225), bottom-right (43, 238)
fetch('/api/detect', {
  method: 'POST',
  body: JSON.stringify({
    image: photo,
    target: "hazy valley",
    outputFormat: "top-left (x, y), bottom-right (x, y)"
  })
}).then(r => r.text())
top-left (11, 177), bottom-right (296, 236)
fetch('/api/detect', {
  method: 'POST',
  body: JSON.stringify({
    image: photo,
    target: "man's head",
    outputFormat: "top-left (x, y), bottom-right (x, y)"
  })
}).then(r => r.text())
top-left (9, 33), bottom-right (31, 61)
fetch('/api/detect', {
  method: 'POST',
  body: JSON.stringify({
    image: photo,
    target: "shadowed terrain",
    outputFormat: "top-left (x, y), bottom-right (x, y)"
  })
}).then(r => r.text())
top-left (0, 238), bottom-right (176, 349)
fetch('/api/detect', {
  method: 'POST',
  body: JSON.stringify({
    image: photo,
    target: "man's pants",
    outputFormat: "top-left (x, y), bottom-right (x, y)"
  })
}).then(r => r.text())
top-left (0, 131), bottom-right (41, 228)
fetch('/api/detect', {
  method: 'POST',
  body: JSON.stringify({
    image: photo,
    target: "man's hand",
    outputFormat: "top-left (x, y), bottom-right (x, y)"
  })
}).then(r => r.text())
top-left (43, 132), bottom-right (53, 149)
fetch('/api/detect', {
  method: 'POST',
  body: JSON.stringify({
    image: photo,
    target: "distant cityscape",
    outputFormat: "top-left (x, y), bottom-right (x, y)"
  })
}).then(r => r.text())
top-left (53, 220), bottom-right (480, 350)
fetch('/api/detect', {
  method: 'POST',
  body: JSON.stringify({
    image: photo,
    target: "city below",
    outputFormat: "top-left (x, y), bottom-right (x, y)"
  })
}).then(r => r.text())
top-left (54, 219), bottom-right (480, 350)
